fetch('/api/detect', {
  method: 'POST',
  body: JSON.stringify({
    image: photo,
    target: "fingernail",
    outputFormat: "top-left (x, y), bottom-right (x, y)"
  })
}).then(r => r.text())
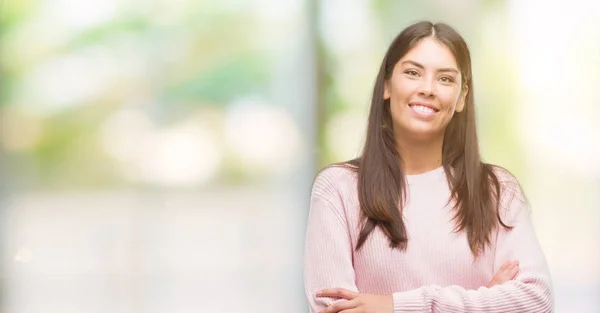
top-left (316, 291), bottom-right (321, 296)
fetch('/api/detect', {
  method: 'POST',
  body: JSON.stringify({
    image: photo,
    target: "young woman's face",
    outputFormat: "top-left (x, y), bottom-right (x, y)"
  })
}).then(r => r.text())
top-left (384, 37), bottom-right (467, 142)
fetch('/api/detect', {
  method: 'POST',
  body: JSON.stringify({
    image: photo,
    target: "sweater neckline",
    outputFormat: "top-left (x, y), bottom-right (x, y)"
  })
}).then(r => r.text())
top-left (405, 165), bottom-right (446, 185)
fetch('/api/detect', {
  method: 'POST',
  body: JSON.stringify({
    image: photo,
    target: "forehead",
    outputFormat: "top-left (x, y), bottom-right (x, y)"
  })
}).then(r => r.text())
top-left (399, 37), bottom-right (458, 69)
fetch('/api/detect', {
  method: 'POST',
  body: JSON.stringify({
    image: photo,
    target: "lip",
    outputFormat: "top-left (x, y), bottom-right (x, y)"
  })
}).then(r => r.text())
top-left (408, 102), bottom-right (439, 112)
top-left (408, 101), bottom-right (439, 119)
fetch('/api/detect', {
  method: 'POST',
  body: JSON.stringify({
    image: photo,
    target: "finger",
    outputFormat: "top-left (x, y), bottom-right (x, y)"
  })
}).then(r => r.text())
top-left (488, 268), bottom-right (510, 287)
top-left (509, 265), bottom-right (520, 279)
top-left (317, 288), bottom-right (359, 300)
top-left (497, 261), bottom-right (518, 277)
top-left (500, 260), bottom-right (517, 271)
top-left (487, 276), bottom-right (500, 288)
top-left (490, 272), bottom-right (504, 284)
top-left (490, 264), bottom-right (520, 287)
top-left (319, 299), bottom-right (357, 313)
top-left (498, 266), bottom-right (517, 281)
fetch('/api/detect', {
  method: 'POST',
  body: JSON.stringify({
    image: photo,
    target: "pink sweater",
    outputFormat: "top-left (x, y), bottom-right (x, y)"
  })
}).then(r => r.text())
top-left (303, 165), bottom-right (553, 312)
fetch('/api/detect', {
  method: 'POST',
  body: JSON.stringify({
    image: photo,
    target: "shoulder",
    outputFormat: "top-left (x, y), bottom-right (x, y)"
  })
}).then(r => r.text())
top-left (311, 163), bottom-right (358, 200)
top-left (489, 165), bottom-right (521, 190)
top-left (488, 164), bottom-right (529, 223)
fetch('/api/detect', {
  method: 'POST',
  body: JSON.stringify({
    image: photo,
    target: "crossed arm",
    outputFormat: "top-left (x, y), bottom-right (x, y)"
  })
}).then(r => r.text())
top-left (303, 193), bottom-right (554, 313)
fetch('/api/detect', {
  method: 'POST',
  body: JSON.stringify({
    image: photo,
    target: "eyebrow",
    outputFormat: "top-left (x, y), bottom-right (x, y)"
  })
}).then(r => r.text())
top-left (400, 60), bottom-right (459, 74)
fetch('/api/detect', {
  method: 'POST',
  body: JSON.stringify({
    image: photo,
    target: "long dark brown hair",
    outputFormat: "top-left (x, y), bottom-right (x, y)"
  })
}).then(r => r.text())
top-left (340, 21), bottom-right (512, 257)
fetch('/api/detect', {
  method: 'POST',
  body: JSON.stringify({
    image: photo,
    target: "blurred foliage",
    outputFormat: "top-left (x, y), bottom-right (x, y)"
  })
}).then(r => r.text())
top-left (0, 2), bottom-right (272, 189)
top-left (0, 0), bottom-right (525, 189)
top-left (163, 53), bottom-right (271, 106)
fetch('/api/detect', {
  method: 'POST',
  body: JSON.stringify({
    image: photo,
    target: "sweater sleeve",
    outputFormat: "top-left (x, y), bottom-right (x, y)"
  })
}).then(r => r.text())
top-left (391, 176), bottom-right (554, 313)
top-left (303, 168), bottom-right (358, 313)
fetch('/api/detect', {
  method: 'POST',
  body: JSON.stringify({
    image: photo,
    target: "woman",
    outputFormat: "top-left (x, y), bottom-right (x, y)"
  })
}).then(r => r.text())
top-left (303, 21), bottom-right (553, 313)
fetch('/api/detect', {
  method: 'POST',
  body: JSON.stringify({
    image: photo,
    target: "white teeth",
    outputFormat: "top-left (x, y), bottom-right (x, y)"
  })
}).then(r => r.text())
top-left (412, 105), bottom-right (434, 113)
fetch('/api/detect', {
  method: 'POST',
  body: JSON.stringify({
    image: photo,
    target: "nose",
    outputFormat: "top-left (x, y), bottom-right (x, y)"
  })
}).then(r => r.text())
top-left (418, 78), bottom-right (436, 97)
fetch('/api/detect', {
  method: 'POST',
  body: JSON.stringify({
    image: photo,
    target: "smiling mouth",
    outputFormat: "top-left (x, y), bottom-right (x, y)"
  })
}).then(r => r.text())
top-left (408, 103), bottom-right (439, 114)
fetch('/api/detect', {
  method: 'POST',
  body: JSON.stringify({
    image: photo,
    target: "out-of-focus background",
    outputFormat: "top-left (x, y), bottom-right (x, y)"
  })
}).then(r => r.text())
top-left (0, 0), bottom-right (598, 312)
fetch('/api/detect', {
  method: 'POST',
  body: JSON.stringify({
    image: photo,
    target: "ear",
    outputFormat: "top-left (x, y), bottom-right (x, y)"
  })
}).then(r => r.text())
top-left (455, 84), bottom-right (468, 112)
top-left (383, 81), bottom-right (390, 100)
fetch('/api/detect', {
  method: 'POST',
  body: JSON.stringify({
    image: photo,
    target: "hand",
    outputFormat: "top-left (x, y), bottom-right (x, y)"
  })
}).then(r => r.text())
top-left (487, 260), bottom-right (519, 288)
top-left (316, 288), bottom-right (393, 313)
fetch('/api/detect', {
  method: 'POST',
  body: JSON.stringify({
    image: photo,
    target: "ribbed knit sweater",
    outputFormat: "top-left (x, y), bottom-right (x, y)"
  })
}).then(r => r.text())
top-left (303, 165), bottom-right (553, 312)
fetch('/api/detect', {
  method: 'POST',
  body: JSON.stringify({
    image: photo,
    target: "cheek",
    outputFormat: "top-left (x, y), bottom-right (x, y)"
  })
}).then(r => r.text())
top-left (389, 101), bottom-right (407, 126)
top-left (389, 101), bottom-right (401, 119)
top-left (440, 91), bottom-right (461, 111)
top-left (389, 78), bottom-right (415, 101)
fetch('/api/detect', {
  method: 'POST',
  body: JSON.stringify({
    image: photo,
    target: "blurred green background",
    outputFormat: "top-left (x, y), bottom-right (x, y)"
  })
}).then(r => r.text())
top-left (1, 0), bottom-right (599, 312)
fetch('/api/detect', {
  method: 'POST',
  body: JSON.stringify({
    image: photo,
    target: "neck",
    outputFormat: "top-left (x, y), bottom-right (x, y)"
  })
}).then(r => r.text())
top-left (396, 135), bottom-right (444, 175)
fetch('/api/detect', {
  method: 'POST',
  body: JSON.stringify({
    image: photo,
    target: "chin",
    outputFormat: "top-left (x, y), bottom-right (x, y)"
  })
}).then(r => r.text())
top-left (408, 131), bottom-right (439, 141)
top-left (400, 125), bottom-right (443, 141)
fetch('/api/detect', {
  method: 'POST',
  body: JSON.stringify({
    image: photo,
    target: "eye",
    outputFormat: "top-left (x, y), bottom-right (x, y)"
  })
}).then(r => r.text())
top-left (439, 76), bottom-right (454, 83)
top-left (404, 70), bottom-right (419, 77)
